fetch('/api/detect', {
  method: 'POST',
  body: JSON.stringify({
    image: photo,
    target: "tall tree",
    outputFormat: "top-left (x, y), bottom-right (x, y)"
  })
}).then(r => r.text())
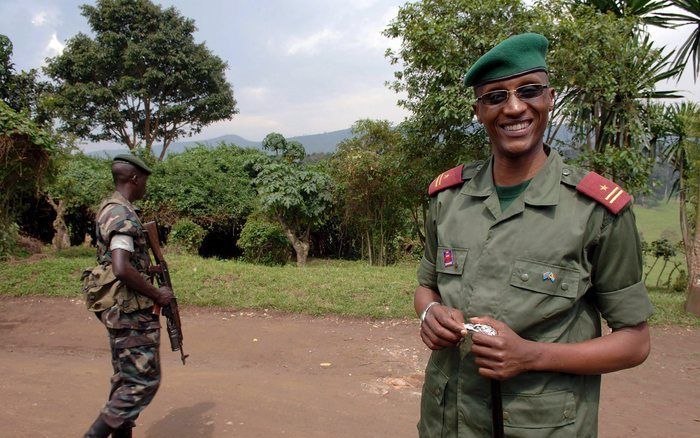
top-left (252, 133), bottom-right (333, 267)
top-left (45, 0), bottom-right (237, 160)
top-left (0, 34), bottom-right (51, 124)
top-left (664, 0), bottom-right (700, 80)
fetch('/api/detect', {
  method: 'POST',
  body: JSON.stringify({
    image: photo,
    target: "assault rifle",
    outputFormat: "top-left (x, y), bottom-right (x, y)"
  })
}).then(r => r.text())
top-left (144, 221), bottom-right (188, 365)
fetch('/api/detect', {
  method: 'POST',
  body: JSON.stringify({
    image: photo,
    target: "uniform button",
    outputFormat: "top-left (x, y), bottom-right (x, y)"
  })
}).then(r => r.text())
top-left (561, 282), bottom-right (569, 291)
top-left (520, 273), bottom-right (529, 282)
top-left (562, 168), bottom-right (571, 176)
top-left (433, 388), bottom-right (440, 396)
top-left (503, 411), bottom-right (510, 422)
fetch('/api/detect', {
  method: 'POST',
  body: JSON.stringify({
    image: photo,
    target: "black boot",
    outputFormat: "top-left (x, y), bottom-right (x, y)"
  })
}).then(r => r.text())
top-left (84, 416), bottom-right (114, 438)
top-left (111, 425), bottom-right (133, 438)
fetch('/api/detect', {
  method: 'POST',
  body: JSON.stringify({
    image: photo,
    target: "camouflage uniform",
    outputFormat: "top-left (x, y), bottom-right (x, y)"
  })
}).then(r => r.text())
top-left (93, 190), bottom-right (161, 430)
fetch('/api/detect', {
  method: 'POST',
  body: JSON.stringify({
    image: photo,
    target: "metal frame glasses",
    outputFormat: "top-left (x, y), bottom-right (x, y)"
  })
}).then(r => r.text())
top-left (476, 84), bottom-right (549, 106)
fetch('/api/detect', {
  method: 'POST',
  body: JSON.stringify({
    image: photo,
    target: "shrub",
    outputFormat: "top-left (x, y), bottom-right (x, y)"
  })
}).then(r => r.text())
top-left (169, 219), bottom-right (206, 254)
top-left (0, 222), bottom-right (20, 259)
top-left (238, 219), bottom-right (290, 265)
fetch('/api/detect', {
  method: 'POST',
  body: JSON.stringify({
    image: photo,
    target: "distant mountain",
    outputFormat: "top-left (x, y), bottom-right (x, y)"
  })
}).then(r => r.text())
top-left (87, 128), bottom-right (354, 158)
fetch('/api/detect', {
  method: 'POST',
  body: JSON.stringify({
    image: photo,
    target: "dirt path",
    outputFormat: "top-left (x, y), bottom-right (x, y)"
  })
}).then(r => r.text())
top-left (0, 296), bottom-right (698, 437)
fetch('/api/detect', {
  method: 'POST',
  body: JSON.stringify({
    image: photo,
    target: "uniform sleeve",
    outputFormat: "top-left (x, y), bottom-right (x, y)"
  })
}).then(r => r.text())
top-left (417, 197), bottom-right (438, 290)
top-left (97, 204), bottom-right (141, 243)
top-left (591, 207), bottom-right (654, 329)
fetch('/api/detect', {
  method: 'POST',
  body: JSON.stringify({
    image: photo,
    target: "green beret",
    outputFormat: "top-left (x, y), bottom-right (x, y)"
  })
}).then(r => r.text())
top-left (112, 154), bottom-right (152, 175)
top-left (464, 33), bottom-right (549, 87)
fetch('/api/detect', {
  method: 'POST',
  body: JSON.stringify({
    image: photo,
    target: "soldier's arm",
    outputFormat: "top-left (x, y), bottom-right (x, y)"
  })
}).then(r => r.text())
top-left (469, 317), bottom-right (649, 379)
top-left (112, 248), bottom-right (173, 306)
top-left (415, 194), bottom-right (465, 350)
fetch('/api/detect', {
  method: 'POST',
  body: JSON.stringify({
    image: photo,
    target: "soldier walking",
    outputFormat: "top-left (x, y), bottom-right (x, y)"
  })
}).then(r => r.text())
top-left (82, 155), bottom-right (173, 438)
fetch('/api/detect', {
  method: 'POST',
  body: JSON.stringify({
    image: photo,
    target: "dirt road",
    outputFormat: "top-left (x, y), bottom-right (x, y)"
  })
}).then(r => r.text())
top-left (0, 296), bottom-right (698, 437)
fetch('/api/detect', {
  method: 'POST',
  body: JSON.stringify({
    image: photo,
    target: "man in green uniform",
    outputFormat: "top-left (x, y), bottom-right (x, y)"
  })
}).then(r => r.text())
top-left (415, 33), bottom-right (652, 437)
top-left (83, 155), bottom-right (173, 438)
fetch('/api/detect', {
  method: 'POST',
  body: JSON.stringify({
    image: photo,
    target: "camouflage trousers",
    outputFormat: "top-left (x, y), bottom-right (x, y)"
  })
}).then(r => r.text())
top-left (99, 325), bottom-right (161, 429)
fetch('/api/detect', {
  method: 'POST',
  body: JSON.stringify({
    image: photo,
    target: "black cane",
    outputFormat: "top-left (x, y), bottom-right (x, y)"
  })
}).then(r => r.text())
top-left (491, 379), bottom-right (504, 438)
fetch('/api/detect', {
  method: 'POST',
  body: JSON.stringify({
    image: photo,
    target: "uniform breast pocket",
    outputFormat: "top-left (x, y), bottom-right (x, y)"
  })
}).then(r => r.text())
top-left (508, 259), bottom-right (580, 337)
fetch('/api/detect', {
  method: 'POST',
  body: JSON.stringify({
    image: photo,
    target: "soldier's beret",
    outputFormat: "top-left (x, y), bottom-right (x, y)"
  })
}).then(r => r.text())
top-left (464, 33), bottom-right (549, 87)
top-left (112, 154), bottom-right (152, 175)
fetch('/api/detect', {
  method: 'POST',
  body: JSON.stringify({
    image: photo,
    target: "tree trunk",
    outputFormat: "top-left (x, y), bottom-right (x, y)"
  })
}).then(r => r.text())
top-left (684, 178), bottom-right (700, 316)
top-left (47, 195), bottom-right (70, 250)
top-left (277, 216), bottom-right (309, 268)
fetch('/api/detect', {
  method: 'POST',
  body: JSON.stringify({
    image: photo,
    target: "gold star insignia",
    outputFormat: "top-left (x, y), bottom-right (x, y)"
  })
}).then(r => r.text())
top-left (600, 184), bottom-right (609, 192)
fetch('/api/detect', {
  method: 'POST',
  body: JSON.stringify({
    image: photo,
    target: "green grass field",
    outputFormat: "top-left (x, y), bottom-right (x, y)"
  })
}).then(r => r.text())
top-left (635, 200), bottom-right (687, 290)
top-left (0, 199), bottom-right (697, 326)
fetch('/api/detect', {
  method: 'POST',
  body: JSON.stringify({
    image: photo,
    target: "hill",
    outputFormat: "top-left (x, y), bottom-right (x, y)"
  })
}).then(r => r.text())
top-left (87, 128), bottom-right (353, 158)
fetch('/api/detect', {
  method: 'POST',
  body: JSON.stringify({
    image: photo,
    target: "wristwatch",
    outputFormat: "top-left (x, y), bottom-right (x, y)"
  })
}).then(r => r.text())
top-left (420, 301), bottom-right (440, 322)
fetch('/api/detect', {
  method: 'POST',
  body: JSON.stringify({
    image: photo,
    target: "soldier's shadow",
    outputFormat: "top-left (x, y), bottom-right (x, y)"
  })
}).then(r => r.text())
top-left (144, 401), bottom-right (216, 438)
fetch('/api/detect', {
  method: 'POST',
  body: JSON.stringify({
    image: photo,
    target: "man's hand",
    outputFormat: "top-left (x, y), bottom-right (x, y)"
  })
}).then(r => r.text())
top-left (156, 286), bottom-right (174, 307)
top-left (468, 316), bottom-right (536, 380)
top-left (420, 304), bottom-right (466, 350)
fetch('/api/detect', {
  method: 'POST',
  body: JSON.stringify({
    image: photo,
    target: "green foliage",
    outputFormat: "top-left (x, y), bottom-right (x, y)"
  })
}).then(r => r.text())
top-left (0, 34), bottom-right (51, 124)
top-left (45, 153), bottom-right (112, 212)
top-left (44, 0), bottom-right (237, 159)
top-left (169, 218), bottom-right (206, 254)
top-left (330, 119), bottom-right (410, 265)
top-left (0, 101), bottom-right (58, 225)
top-left (144, 144), bottom-right (260, 227)
top-left (238, 218), bottom-right (290, 265)
top-left (577, 147), bottom-right (655, 196)
top-left (0, 222), bottom-right (20, 260)
top-left (252, 133), bottom-right (334, 266)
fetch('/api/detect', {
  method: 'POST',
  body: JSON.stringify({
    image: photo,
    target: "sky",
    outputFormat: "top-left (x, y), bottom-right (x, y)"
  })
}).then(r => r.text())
top-left (0, 0), bottom-right (697, 150)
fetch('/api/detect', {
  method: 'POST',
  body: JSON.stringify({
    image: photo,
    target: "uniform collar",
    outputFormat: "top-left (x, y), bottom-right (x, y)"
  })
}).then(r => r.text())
top-left (109, 190), bottom-right (138, 213)
top-left (461, 146), bottom-right (562, 207)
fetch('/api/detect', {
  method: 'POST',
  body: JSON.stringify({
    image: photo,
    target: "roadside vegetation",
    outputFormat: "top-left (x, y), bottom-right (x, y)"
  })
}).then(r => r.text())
top-left (1, 200), bottom-right (697, 326)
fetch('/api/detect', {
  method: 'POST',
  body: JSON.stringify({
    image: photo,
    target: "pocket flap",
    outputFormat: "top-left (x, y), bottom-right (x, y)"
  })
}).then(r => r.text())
top-left (510, 259), bottom-right (578, 298)
top-left (435, 246), bottom-right (468, 275)
top-left (503, 389), bottom-right (575, 428)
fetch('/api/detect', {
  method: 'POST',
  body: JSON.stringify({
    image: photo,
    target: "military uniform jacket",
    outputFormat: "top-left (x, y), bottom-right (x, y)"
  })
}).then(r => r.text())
top-left (95, 191), bottom-right (157, 328)
top-left (417, 149), bottom-right (653, 437)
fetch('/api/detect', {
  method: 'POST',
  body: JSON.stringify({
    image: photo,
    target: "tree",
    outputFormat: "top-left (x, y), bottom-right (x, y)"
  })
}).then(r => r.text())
top-left (330, 119), bottom-right (408, 265)
top-left (661, 102), bottom-right (700, 314)
top-left (661, 0), bottom-right (700, 80)
top-left (252, 133), bottom-right (333, 267)
top-left (43, 153), bottom-right (112, 249)
top-left (44, 0), bottom-right (237, 160)
top-left (0, 34), bottom-right (51, 125)
top-left (0, 101), bottom-right (57, 256)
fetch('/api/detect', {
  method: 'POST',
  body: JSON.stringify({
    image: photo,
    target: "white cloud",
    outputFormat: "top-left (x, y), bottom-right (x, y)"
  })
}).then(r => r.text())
top-left (241, 86), bottom-right (271, 100)
top-left (45, 33), bottom-right (65, 57)
top-left (285, 28), bottom-right (341, 56)
top-left (31, 11), bottom-right (48, 27)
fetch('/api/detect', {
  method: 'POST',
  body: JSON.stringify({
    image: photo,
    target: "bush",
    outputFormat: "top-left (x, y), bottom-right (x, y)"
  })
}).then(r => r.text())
top-left (169, 219), bottom-right (206, 254)
top-left (0, 222), bottom-right (20, 259)
top-left (238, 219), bottom-right (290, 265)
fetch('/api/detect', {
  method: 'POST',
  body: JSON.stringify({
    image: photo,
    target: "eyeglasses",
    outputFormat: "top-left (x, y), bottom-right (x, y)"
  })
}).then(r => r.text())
top-left (476, 84), bottom-right (549, 106)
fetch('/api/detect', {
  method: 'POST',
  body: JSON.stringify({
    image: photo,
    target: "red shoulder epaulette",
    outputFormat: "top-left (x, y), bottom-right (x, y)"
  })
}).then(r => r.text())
top-left (428, 165), bottom-right (465, 196)
top-left (576, 172), bottom-right (632, 214)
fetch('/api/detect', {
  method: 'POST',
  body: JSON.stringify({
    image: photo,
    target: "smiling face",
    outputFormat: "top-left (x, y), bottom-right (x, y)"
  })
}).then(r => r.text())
top-left (473, 71), bottom-right (554, 162)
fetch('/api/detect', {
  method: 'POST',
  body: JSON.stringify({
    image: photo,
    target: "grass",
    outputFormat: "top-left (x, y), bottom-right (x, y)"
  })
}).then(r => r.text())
top-left (1, 243), bottom-right (698, 326)
top-left (634, 199), bottom-right (687, 290)
top-left (0, 246), bottom-right (415, 319)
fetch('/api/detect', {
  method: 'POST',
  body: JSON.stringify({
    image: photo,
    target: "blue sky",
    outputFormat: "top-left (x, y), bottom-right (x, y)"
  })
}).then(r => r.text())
top-left (0, 0), bottom-right (697, 150)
